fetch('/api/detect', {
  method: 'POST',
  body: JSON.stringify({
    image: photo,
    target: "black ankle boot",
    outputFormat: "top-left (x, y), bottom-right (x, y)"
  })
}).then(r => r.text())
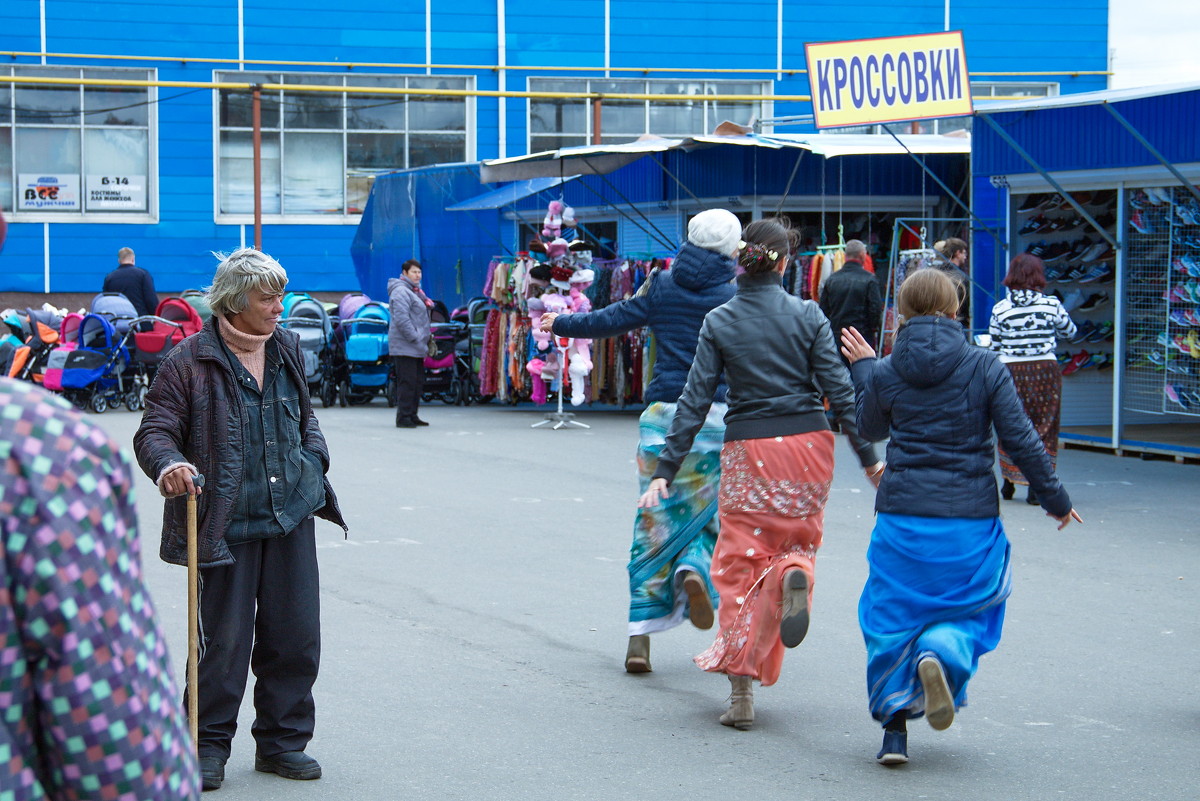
top-left (1000, 479), bottom-right (1015, 500)
top-left (1026, 487), bottom-right (1039, 505)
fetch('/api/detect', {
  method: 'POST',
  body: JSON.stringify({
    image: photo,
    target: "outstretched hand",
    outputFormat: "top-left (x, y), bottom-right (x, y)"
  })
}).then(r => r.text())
top-left (840, 326), bottom-right (876, 364)
top-left (638, 477), bottom-right (670, 509)
top-left (1051, 508), bottom-right (1084, 530)
top-left (539, 312), bottom-right (558, 333)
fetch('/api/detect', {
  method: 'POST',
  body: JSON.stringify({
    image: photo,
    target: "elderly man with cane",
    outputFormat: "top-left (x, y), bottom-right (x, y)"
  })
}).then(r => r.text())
top-left (134, 248), bottom-right (347, 792)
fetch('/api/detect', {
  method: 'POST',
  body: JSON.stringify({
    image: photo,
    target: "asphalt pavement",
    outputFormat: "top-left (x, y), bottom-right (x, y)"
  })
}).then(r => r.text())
top-left (90, 400), bottom-right (1197, 801)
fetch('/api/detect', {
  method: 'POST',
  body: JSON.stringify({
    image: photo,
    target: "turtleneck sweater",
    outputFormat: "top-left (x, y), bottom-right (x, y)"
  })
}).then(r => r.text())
top-left (218, 316), bottom-right (271, 389)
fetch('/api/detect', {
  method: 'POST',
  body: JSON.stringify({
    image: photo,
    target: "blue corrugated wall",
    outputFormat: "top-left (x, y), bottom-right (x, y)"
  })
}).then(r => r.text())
top-left (0, 0), bottom-right (1108, 294)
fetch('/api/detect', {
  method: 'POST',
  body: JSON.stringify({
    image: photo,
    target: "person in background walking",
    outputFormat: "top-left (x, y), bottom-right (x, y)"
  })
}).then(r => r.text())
top-left (988, 253), bottom-right (1076, 505)
top-left (540, 209), bottom-right (741, 675)
top-left (638, 218), bottom-right (882, 730)
top-left (0, 377), bottom-right (200, 799)
top-left (134, 248), bottom-right (347, 791)
top-left (388, 259), bottom-right (434, 428)
top-left (930, 237), bottom-right (970, 328)
top-left (840, 268), bottom-right (1081, 767)
top-left (103, 246), bottom-right (159, 317)
top-left (819, 238), bottom-right (884, 357)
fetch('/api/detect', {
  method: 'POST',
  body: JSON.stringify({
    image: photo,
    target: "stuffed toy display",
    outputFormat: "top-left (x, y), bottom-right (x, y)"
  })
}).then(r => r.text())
top-left (566, 269), bottom-right (595, 406)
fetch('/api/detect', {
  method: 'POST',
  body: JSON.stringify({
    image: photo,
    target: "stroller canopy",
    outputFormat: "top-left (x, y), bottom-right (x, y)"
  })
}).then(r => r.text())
top-left (337, 292), bottom-right (371, 322)
top-left (180, 289), bottom-right (212, 323)
top-left (155, 297), bottom-right (204, 338)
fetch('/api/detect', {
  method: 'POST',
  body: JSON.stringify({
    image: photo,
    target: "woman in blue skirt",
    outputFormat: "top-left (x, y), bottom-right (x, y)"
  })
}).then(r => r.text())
top-left (840, 268), bottom-right (1082, 766)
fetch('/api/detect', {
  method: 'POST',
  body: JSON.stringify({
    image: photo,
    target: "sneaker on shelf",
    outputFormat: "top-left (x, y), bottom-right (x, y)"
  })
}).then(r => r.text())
top-left (1080, 241), bottom-right (1114, 263)
top-left (1041, 194), bottom-right (1066, 210)
top-left (1059, 264), bottom-right (1088, 282)
top-left (1165, 384), bottom-right (1190, 409)
top-left (1070, 320), bottom-right (1097, 344)
top-left (1043, 263), bottom-right (1066, 282)
top-left (1092, 353), bottom-right (1114, 370)
top-left (1060, 215), bottom-right (1085, 232)
top-left (1068, 237), bottom-right (1095, 260)
top-left (1187, 330), bottom-right (1200, 358)
top-left (1165, 285), bottom-right (1190, 303)
top-left (1019, 215), bottom-right (1049, 235)
top-left (1078, 262), bottom-right (1115, 284)
top-left (1130, 209), bottom-right (1153, 234)
top-left (1045, 216), bottom-right (1070, 233)
top-left (1063, 350), bottom-right (1092, 376)
top-left (1086, 320), bottom-right (1115, 343)
top-left (1172, 334), bottom-right (1195, 355)
top-left (1078, 291), bottom-right (1111, 312)
top-left (1144, 187), bottom-right (1170, 205)
top-left (1148, 350), bottom-right (1167, 366)
top-left (1056, 351), bottom-right (1072, 368)
top-left (1174, 309), bottom-right (1199, 327)
top-left (1018, 193), bottom-right (1047, 213)
top-left (1062, 289), bottom-right (1088, 313)
top-left (1026, 241), bottom-right (1049, 257)
top-left (1042, 241), bottom-right (1073, 263)
top-left (1130, 190), bottom-right (1150, 209)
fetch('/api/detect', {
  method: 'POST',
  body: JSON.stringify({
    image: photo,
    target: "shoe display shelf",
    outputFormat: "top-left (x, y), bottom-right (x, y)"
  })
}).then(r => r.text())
top-left (1012, 191), bottom-right (1118, 425)
top-left (1122, 187), bottom-right (1200, 418)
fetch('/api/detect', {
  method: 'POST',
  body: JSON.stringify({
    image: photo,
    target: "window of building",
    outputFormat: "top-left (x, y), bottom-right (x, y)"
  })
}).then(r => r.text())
top-left (0, 65), bottom-right (155, 219)
top-left (528, 78), bottom-right (770, 151)
top-left (829, 83), bottom-right (1059, 135)
top-left (215, 71), bottom-right (473, 220)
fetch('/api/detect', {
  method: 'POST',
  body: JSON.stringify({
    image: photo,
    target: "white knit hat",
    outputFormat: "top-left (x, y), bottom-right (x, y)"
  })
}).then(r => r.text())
top-left (687, 209), bottom-right (742, 257)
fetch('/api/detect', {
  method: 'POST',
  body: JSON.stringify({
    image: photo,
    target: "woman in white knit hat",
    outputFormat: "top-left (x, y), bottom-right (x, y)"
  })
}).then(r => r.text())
top-left (541, 209), bottom-right (741, 674)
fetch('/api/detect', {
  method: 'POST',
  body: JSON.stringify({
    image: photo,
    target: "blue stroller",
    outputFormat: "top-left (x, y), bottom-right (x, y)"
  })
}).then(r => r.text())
top-left (336, 300), bottom-right (393, 406)
top-left (282, 291), bottom-right (337, 407)
top-left (55, 313), bottom-right (135, 413)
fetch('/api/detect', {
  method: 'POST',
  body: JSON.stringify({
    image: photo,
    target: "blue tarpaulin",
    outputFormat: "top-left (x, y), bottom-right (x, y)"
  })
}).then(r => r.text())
top-left (446, 175), bottom-right (577, 211)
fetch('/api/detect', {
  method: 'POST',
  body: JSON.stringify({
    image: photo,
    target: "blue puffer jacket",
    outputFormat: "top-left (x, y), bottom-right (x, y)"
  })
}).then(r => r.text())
top-left (551, 242), bottom-right (736, 403)
top-left (850, 315), bottom-right (1072, 519)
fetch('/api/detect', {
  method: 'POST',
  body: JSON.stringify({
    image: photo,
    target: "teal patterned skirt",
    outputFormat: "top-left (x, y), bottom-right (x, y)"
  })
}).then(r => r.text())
top-left (627, 401), bottom-right (726, 635)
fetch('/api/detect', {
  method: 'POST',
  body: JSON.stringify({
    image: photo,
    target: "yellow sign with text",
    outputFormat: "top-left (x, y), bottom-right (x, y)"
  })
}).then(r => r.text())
top-left (805, 31), bottom-right (972, 128)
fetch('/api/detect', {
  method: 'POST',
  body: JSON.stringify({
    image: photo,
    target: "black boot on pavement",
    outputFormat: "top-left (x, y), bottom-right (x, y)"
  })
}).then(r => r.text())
top-left (255, 751), bottom-right (322, 781)
top-left (199, 756), bottom-right (225, 791)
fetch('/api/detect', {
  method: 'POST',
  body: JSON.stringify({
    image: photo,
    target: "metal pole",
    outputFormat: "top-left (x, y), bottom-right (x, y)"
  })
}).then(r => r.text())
top-left (252, 85), bottom-right (263, 250)
top-left (592, 98), bottom-right (602, 145)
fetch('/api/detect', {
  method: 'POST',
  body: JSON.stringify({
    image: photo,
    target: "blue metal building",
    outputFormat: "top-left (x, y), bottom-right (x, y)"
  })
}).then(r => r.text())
top-left (971, 84), bottom-right (1200, 456)
top-left (0, 0), bottom-right (1109, 294)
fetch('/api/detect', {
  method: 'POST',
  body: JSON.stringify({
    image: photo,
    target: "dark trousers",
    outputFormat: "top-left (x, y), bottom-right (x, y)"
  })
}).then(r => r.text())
top-left (188, 517), bottom-right (320, 760)
top-left (393, 355), bottom-right (425, 423)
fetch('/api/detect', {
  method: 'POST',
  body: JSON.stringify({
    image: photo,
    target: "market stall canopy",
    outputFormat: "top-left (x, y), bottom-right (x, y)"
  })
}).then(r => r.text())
top-left (479, 133), bottom-right (970, 181)
top-left (973, 81), bottom-right (1200, 115)
top-left (445, 175), bottom-right (579, 211)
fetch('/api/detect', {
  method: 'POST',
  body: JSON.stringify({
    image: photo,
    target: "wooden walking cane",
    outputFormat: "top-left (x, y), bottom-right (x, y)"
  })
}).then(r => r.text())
top-left (186, 474), bottom-right (205, 752)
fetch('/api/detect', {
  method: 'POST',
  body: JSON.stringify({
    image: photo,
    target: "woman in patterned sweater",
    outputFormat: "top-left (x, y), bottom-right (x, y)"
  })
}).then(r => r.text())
top-left (987, 254), bottom-right (1077, 504)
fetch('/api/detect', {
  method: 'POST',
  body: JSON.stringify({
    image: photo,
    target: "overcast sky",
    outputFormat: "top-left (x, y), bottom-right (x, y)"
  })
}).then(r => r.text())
top-left (1109, 0), bottom-right (1200, 88)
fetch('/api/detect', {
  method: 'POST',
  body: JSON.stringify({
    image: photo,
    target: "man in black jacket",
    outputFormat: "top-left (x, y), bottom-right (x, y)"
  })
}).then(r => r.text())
top-left (102, 247), bottom-right (158, 316)
top-left (819, 239), bottom-right (883, 360)
top-left (931, 237), bottom-right (971, 328)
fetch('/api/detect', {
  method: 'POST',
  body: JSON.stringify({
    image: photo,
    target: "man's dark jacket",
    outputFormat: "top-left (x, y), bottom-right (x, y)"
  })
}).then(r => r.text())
top-left (849, 315), bottom-right (1071, 519)
top-left (818, 260), bottom-right (883, 348)
top-left (102, 263), bottom-right (158, 317)
top-left (551, 242), bottom-right (735, 404)
top-left (929, 256), bottom-right (971, 328)
top-left (134, 318), bottom-right (348, 568)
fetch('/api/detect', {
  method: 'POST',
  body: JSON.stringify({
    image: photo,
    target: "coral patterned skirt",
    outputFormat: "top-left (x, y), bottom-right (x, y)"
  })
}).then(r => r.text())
top-left (695, 430), bottom-right (834, 687)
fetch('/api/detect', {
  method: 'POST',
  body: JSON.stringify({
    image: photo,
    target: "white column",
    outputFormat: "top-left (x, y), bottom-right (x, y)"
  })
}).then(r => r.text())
top-left (238, 0), bottom-right (245, 67)
top-left (497, 0), bottom-right (507, 158)
top-left (43, 224), bottom-right (50, 293)
top-left (40, 0), bottom-right (46, 63)
top-left (426, 0), bottom-right (432, 75)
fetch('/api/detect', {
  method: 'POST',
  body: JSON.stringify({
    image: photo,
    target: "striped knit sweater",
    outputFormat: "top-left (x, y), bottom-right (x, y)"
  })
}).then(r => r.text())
top-left (988, 289), bottom-right (1076, 362)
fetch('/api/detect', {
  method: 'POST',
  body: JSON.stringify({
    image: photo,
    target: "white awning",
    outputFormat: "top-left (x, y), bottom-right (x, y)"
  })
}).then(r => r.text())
top-left (479, 133), bottom-right (969, 182)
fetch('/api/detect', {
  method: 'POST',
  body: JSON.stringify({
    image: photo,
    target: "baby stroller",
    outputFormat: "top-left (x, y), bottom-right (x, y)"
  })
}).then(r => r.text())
top-left (41, 313), bottom-right (85, 393)
top-left (337, 292), bottom-right (371, 324)
top-left (422, 300), bottom-right (471, 405)
top-left (450, 296), bottom-right (494, 404)
top-left (181, 289), bottom-right (213, 323)
top-left (5, 308), bottom-right (62, 384)
top-left (91, 292), bottom-right (139, 336)
top-left (336, 300), bottom-right (392, 406)
top-left (54, 314), bottom-right (135, 413)
top-left (130, 297), bottom-right (203, 385)
top-left (281, 292), bottom-right (337, 407)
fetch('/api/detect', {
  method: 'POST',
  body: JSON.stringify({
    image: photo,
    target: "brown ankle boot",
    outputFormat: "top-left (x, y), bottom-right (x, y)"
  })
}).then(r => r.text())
top-left (719, 674), bottom-right (754, 729)
top-left (681, 570), bottom-right (714, 630)
top-left (625, 635), bottom-right (651, 673)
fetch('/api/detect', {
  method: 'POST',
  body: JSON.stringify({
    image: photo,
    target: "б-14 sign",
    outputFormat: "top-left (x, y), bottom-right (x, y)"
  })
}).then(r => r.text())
top-left (805, 31), bottom-right (972, 129)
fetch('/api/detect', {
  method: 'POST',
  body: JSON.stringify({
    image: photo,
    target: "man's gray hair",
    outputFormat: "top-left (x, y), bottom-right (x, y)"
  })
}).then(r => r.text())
top-left (845, 239), bottom-right (867, 259)
top-left (206, 248), bottom-right (288, 318)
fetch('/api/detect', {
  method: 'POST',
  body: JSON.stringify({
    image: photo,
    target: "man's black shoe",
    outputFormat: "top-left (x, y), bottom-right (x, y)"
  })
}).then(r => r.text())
top-left (413, 417), bottom-right (430, 426)
top-left (255, 751), bottom-right (322, 781)
top-left (396, 419), bottom-right (417, 428)
top-left (199, 756), bottom-right (225, 792)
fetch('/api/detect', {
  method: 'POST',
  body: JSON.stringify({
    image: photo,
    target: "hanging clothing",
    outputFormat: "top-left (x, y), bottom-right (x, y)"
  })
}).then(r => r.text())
top-left (694, 431), bottom-right (833, 686)
top-left (858, 513), bottom-right (1010, 722)
top-left (629, 401), bottom-right (726, 636)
